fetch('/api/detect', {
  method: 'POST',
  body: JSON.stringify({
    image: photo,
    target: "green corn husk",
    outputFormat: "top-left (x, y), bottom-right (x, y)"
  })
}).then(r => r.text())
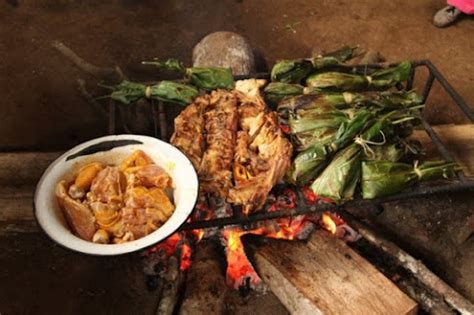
top-left (271, 59), bottom-right (313, 83)
top-left (289, 107), bottom-right (348, 133)
top-left (311, 45), bottom-right (359, 69)
top-left (310, 144), bottom-right (362, 202)
top-left (361, 160), bottom-right (460, 199)
top-left (106, 80), bottom-right (198, 106)
top-left (369, 61), bottom-right (411, 89)
top-left (369, 90), bottom-right (422, 109)
top-left (287, 144), bottom-right (329, 185)
top-left (293, 126), bottom-right (339, 151)
top-left (277, 93), bottom-right (355, 119)
top-left (306, 61), bottom-right (411, 91)
top-left (142, 59), bottom-right (234, 90)
top-left (264, 82), bottom-right (305, 105)
top-left (306, 72), bottom-right (368, 91)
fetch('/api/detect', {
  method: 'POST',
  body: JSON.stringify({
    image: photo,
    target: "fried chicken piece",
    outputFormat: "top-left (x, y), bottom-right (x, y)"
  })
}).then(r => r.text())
top-left (171, 96), bottom-right (208, 170)
top-left (198, 90), bottom-right (238, 197)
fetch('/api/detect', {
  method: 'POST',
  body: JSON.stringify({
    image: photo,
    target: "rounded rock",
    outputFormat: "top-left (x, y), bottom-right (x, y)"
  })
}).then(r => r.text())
top-left (192, 31), bottom-right (255, 76)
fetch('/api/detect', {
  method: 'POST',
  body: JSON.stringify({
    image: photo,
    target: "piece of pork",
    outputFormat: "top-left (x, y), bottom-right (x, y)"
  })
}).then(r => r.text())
top-left (56, 180), bottom-right (97, 241)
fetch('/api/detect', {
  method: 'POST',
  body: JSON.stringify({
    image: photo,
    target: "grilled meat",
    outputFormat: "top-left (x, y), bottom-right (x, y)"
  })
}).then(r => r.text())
top-left (171, 80), bottom-right (293, 213)
top-left (199, 90), bottom-right (239, 197)
top-left (170, 96), bottom-right (208, 170)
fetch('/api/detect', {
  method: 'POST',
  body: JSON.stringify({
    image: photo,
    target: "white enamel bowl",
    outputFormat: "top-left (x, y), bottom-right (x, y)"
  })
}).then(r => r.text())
top-left (34, 135), bottom-right (199, 255)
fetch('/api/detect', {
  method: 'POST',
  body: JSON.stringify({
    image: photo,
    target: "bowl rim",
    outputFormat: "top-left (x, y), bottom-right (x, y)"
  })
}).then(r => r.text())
top-left (33, 134), bottom-right (199, 256)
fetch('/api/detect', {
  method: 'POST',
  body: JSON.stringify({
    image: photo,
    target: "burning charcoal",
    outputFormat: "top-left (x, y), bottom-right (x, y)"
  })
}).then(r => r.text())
top-left (319, 212), bottom-right (360, 242)
top-left (222, 229), bottom-right (265, 292)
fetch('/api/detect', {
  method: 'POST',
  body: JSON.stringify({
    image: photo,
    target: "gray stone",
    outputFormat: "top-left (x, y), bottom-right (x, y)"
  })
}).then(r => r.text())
top-left (192, 31), bottom-right (255, 76)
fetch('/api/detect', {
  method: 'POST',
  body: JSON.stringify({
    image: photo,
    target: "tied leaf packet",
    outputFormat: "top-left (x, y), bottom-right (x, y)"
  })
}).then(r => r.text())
top-left (306, 61), bottom-right (411, 91)
top-left (361, 160), bottom-right (460, 199)
top-left (103, 80), bottom-right (198, 106)
top-left (271, 46), bottom-right (359, 84)
top-left (142, 58), bottom-right (234, 90)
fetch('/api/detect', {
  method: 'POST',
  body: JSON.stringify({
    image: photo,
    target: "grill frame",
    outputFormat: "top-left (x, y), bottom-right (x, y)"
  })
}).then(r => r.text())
top-left (107, 60), bottom-right (474, 230)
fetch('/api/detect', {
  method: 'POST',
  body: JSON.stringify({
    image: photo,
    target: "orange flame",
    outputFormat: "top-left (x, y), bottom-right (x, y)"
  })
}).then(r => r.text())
top-left (321, 213), bottom-right (337, 234)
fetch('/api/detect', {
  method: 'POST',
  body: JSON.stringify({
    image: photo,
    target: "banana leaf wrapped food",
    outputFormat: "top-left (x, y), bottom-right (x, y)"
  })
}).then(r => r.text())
top-left (287, 144), bottom-right (329, 185)
top-left (361, 160), bottom-right (460, 199)
top-left (104, 80), bottom-right (199, 106)
top-left (142, 58), bottom-right (234, 90)
top-left (306, 61), bottom-right (411, 91)
top-left (271, 46), bottom-right (359, 84)
top-left (310, 143), bottom-right (362, 202)
top-left (287, 109), bottom-right (374, 184)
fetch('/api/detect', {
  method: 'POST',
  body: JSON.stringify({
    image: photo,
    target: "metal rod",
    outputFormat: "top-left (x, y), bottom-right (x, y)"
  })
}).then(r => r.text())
top-left (421, 118), bottom-right (467, 182)
top-left (424, 60), bottom-right (474, 122)
top-left (179, 182), bottom-right (474, 230)
top-left (421, 71), bottom-right (435, 104)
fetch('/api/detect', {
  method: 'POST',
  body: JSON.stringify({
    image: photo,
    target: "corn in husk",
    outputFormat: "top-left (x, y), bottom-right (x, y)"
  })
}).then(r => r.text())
top-left (105, 80), bottom-right (198, 106)
top-left (264, 82), bottom-right (305, 105)
top-left (361, 160), bottom-right (460, 199)
top-left (288, 109), bottom-right (374, 184)
top-left (271, 46), bottom-right (359, 84)
top-left (306, 61), bottom-right (411, 91)
top-left (142, 58), bottom-right (234, 90)
top-left (270, 59), bottom-right (313, 83)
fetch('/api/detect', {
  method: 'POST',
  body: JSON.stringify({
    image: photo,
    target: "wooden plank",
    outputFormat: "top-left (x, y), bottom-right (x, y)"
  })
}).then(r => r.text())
top-left (0, 151), bottom-right (61, 185)
top-left (254, 230), bottom-right (418, 315)
top-left (412, 124), bottom-right (474, 176)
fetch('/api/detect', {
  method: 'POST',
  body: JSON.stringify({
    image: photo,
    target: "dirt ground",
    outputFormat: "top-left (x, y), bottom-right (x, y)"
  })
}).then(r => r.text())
top-left (1, 0), bottom-right (473, 314)
top-left (0, 0), bottom-right (473, 150)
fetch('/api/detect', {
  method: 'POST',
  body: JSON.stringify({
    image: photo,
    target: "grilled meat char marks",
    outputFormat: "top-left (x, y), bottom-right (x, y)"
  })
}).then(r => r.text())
top-left (199, 91), bottom-right (238, 197)
top-left (170, 96), bottom-right (208, 170)
top-left (171, 80), bottom-right (293, 213)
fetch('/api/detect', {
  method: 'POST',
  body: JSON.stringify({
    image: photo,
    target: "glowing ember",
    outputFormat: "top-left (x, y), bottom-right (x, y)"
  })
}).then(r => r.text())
top-left (223, 229), bottom-right (262, 290)
top-left (142, 188), bottom-right (359, 292)
top-left (180, 242), bottom-right (192, 271)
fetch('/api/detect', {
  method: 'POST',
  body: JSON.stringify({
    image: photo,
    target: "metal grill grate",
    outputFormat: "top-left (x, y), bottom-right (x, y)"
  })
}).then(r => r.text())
top-left (107, 60), bottom-right (474, 230)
